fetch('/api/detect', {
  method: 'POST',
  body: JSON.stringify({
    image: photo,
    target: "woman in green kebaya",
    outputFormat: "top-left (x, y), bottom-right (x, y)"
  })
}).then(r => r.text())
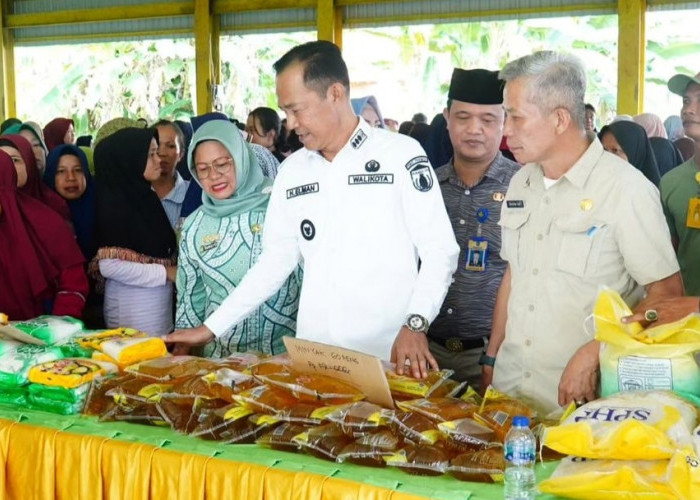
top-left (174, 119), bottom-right (301, 356)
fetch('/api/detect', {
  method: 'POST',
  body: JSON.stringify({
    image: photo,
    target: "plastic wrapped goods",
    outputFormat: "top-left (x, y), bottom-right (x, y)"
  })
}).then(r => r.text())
top-left (542, 391), bottom-right (698, 460)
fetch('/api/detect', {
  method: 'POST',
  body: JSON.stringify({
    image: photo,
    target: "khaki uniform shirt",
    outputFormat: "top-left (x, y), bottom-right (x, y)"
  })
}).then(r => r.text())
top-left (493, 138), bottom-right (679, 413)
top-left (660, 157), bottom-right (700, 295)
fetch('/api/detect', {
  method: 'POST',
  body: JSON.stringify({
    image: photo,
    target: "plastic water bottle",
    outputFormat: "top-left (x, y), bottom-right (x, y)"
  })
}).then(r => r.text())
top-left (504, 415), bottom-right (536, 500)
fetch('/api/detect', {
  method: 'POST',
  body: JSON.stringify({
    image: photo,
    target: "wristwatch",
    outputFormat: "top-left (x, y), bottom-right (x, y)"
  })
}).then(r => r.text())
top-left (404, 314), bottom-right (429, 334)
top-left (478, 354), bottom-right (496, 367)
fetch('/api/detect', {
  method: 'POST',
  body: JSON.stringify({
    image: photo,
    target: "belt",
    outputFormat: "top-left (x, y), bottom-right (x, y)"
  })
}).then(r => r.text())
top-left (428, 336), bottom-right (486, 353)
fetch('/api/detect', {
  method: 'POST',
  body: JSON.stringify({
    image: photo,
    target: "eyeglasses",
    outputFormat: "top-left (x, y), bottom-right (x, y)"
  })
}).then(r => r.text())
top-left (195, 156), bottom-right (233, 180)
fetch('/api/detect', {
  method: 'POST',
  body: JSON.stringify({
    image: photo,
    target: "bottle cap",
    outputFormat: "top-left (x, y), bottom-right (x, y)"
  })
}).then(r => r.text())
top-left (512, 415), bottom-right (530, 427)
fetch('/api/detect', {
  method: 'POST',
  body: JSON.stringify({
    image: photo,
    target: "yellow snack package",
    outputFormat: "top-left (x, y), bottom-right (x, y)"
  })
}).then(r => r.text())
top-left (542, 391), bottom-right (698, 460)
top-left (593, 287), bottom-right (700, 398)
top-left (100, 336), bottom-right (167, 366)
top-left (538, 448), bottom-right (700, 500)
top-left (28, 358), bottom-right (116, 389)
top-left (77, 328), bottom-right (146, 350)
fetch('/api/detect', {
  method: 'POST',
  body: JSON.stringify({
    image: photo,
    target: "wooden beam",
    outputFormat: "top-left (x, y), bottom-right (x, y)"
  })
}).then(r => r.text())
top-left (194, 0), bottom-right (213, 114)
top-left (6, 2), bottom-right (193, 28)
top-left (617, 0), bottom-right (645, 115)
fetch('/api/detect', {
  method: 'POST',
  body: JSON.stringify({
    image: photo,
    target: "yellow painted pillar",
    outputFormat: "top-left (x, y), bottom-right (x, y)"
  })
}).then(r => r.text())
top-left (316, 0), bottom-right (335, 43)
top-left (617, 0), bottom-right (645, 115)
top-left (0, 0), bottom-right (16, 119)
top-left (194, 0), bottom-right (213, 114)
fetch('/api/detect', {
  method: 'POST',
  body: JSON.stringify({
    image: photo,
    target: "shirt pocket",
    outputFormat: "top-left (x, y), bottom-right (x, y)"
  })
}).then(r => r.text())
top-left (499, 211), bottom-right (530, 269)
top-left (554, 215), bottom-right (607, 277)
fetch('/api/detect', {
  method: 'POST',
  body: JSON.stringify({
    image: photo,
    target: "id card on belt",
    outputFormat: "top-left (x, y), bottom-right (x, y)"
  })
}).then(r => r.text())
top-left (687, 198), bottom-right (700, 229)
top-left (466, 237), bottom-right (488, 272)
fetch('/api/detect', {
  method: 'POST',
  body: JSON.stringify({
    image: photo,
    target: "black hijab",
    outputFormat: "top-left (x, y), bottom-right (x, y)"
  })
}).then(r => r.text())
top-left (94, 127), bottom-right (176, 259)
top-left (599, 121), bottom-right (661, 186)
top-left (649, 137), bottom-right (684, 177)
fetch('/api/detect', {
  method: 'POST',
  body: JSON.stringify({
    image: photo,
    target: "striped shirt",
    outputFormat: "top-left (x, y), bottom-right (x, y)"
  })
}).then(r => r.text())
top-left (428, 153), bottom-right (519, 341)
top-left (160, 172), bottom-right (190, 229)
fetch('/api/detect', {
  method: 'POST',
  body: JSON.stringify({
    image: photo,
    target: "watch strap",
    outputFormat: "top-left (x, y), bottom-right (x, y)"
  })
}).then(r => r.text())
top-left (478, 354), bottom-right (496, 367)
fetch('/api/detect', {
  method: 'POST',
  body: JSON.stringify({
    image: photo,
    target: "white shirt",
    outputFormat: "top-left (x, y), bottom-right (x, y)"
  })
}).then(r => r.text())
top-left (205, 119), bottom-right (459, 359)
top-left (99, 259), bottom-right (173, 336)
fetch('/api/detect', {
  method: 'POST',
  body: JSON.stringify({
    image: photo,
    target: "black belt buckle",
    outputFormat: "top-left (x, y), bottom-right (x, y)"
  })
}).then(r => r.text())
top-left (445, 337), bottom-right (464, 352)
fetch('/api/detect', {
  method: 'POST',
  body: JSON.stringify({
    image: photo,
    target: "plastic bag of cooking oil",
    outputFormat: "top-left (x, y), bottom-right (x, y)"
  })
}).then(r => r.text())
top-left (384, 443), bottom-right (452, 476)
top-left (542, 391), bottom-right (698, 460)
top-left (538, 448), bottom-right (700, 500)
top-left (449, 448), bottom-right (505, 483)
top-left (0, 315), bottom-right (83, 345)
top-left (233, 385), bottom-right (300, 414)
top-left (28, 358), bottom-right (117, 389)
top-left (384, 365), bottom-right (454, 400)
top-left (0, 344), bottom-right (64, 388)
top-left (474, 386), bottom-right (535, 442)
top-left (256, 422), bottom-right (310, 452)
top-left (593, 287), bottom-right (700, 398)
top-left (337, 429), bottom-right (400, 467)
top-left (253, 369), bottom-right (365, 405)
top-left (396, 396), bottom-right (479, 423)
top-left (293, 423), bottom-right (355, 462)
top-left (438, 418), bottom-right (500, 454)
top-left (387, 410), bottom-right (441, 445)
top-left (324, 401), bottom-right (389, 436)
top-left (190, 403), bottom-right (274, 443)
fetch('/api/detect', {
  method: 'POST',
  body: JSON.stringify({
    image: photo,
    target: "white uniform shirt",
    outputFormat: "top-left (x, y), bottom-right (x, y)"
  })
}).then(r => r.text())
top-left (205, 119), bottom-right (459, 359)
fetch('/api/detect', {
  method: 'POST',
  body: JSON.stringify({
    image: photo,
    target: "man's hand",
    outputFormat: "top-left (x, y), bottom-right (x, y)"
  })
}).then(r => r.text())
top-left (164, 325), bottom-right (215, 349)
top-left (623, 296), bottom-right (699, 327)
top-left (390, 326), bottom-right (439, 379)
top-left (480, 365), bottom-right (493, 395)
top-left (558, 340), bottom-right (599, 407)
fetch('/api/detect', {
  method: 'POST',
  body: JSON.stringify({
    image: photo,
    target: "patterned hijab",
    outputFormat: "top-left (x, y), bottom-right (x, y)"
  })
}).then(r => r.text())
top-left (188, 120), bottom-right (271, 218)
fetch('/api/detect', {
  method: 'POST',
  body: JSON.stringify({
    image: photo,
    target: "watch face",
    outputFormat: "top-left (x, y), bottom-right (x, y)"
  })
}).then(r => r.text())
top-left (409, 315), bottom-right (425, 330)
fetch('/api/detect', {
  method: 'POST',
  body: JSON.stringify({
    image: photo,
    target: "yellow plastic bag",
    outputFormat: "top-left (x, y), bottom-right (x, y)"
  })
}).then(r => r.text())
top-left (539, 448), bottom-right (700, 500)
top-left (593, 288), bottom-right (700, 397)
top-left (28, 358), bottom-right (117, 389)
top-left (542, 391), bottom-right (698, 460)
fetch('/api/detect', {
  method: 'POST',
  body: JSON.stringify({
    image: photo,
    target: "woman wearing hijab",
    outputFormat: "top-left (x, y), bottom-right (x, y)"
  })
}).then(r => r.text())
top-left (44, 145), bottom-right (97, 261)
top-left (598, 121), bottom-right (661, 186)
top-left (0, 151), bottom-right (88, 320)
top-left (664, 116), bottom-right (685, 141)
top-left (174, 120), bottom-right (301, 357)
top-left (91, 128), bottom-right (177, 336)
top-left (649, 137), bottom-right (684, 177)
top-left (351, 96), bottom-right (384, 128)
top-left (3, 121), bottom-right (48, 175)
top-left (633, 113), bottom-right (668, 139)
top-left (43, 117), bottom-right (76, 151)
top-left (0, 134), bottom-right (70, 220)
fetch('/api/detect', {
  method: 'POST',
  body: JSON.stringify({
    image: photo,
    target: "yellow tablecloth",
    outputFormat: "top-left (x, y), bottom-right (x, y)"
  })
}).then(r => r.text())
top-left (0, 405), bottom-right (562, 499)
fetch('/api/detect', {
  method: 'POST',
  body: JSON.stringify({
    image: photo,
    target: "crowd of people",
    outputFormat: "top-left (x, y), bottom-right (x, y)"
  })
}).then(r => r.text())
top-left (1, 40), bottom-right (698, 414)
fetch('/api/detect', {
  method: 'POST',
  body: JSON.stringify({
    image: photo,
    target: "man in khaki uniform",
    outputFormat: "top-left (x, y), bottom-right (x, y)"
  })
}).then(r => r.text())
top-left (481, 51), bottom-right (682, 413)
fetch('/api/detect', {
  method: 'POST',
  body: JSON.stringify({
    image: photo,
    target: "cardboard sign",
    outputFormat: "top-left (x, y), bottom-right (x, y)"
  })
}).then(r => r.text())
top-left (0, 325), bottom-right (46, 345)
top-left (283, 337), bottom-right (394, 408)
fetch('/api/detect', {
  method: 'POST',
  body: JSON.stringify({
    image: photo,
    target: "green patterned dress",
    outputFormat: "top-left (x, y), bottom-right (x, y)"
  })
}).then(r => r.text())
top-left (175, 207), bottom-right (301, 356)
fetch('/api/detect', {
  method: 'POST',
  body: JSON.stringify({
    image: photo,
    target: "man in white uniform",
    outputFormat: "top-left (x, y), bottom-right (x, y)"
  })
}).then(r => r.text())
top-left (166, 41), bottom-right (459, 378)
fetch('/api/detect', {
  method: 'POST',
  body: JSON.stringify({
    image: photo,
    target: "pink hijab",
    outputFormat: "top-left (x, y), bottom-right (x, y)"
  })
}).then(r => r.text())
top-left (633, 113), bottom-right (668, 139)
